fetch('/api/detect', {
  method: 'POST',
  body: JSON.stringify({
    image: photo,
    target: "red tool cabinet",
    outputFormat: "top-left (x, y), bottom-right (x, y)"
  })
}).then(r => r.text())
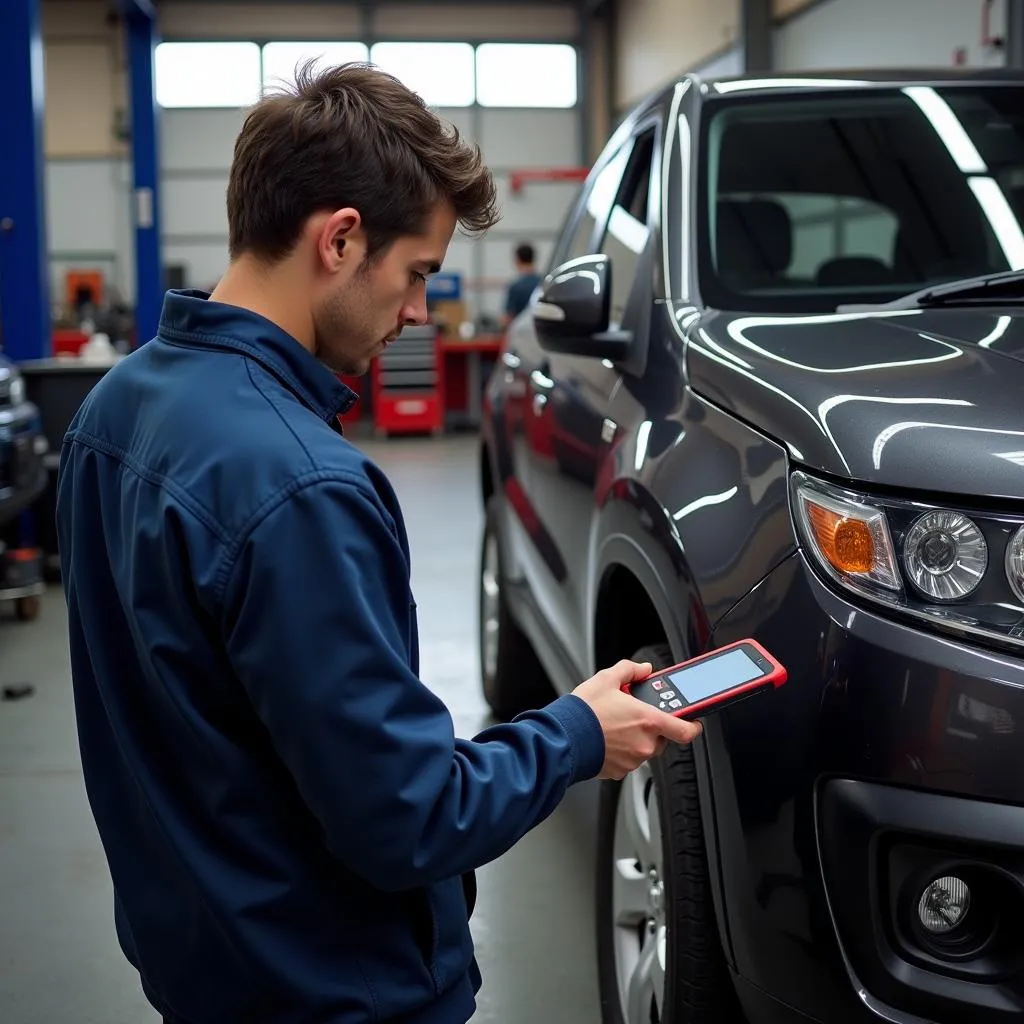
top-left (371, 325), bottom-right (445, 436)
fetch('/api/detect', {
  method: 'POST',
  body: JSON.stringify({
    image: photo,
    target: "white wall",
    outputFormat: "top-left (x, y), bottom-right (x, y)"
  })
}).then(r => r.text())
top-left (774, 0), bottom-right (1007, 70)
top-left (692, 45), bottom-right (744, 80)
top-left (615, 0), bottom-right (740, 109)
top-left (47, 159), bottom-right (135, 305)
top-left (613, 0), bottom-right (1009, 115)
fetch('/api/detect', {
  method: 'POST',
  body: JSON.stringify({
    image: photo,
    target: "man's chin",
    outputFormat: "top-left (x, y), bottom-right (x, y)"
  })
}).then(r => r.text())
top-left (320, 357), bottom-right (369, 378)
top-left (319, 341), bottom-right (389, 377)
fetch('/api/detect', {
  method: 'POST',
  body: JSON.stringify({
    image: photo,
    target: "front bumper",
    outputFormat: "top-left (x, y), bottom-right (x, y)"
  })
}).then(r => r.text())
top-left (702, 550), bottom-right (1024, 1024)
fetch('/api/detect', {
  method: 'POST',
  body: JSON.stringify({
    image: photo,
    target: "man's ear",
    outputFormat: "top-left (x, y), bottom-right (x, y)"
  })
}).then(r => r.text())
top-left (317, 208), bottom-right (365, 273)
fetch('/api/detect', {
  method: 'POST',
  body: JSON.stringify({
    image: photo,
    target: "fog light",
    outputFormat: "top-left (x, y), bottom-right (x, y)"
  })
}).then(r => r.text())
top-left (917, 875), bottom-right (970, 935)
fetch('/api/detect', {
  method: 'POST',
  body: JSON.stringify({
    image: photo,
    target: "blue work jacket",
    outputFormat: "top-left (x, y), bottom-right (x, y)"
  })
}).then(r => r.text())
top-left (56, 290), bottom-right (605, 1023)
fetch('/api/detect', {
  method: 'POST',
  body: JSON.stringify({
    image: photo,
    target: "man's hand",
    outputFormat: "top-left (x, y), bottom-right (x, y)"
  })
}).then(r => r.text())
top-left (572, 659), bottom-right (703, 780)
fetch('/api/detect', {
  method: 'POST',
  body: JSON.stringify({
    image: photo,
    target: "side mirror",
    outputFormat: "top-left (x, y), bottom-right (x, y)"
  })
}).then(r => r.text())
top-left (533, 254), bottom-right (632, 361)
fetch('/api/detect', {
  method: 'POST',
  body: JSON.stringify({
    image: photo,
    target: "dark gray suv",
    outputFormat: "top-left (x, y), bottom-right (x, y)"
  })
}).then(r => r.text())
top-left (478, 69), bottom-right (1024, 1024)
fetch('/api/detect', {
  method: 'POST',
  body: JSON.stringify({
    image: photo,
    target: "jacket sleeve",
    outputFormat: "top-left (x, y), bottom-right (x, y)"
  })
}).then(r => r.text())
top-left (219, 475), bottom-right (605, 891)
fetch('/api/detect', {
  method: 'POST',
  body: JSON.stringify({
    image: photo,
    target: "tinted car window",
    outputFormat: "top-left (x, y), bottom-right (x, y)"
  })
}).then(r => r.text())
top-left (698, 86), bottom-right (1024, 313)
top-left (598, 130), bottom-right (655, 327)
top-left (565, 143), bottom-right (632, 263)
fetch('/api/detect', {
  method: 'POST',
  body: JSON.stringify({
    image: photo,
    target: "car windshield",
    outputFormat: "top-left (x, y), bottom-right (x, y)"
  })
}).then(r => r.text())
top-left (697, 84), bottom-right (1024, 314)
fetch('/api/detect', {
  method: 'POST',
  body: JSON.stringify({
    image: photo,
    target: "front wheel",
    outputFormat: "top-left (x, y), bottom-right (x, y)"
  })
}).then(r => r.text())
top-left (596, 643), bottom-right (744, 1024)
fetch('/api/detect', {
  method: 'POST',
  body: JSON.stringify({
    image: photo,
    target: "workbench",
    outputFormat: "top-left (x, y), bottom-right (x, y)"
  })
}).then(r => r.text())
top-left (440, 335), bottom-right (503, 430)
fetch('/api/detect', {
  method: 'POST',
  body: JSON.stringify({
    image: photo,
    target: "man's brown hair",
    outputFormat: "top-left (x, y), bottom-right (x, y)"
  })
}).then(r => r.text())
top-left (226, 61), bottom-right (500, 263)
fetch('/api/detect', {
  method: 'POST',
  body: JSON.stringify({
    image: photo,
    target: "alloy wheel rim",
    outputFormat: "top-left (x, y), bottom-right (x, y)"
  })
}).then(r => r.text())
top-left (481, 531), bottom-right (500, 681)
top-left (611, 763), bottom-right (666, 1023)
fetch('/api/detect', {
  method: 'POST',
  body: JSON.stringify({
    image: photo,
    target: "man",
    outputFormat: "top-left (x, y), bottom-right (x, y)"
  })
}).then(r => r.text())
top-left (57, 63), bottom-right (700, 1024)
top-left (501, 242), bottom-right (543, 327)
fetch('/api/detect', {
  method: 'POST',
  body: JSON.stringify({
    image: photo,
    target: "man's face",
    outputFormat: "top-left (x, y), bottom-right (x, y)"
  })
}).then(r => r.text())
top-left (312, 203), bottom-right (456, 376)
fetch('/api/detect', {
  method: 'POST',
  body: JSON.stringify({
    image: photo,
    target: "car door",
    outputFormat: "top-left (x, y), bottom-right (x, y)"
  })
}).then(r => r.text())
top-left (522, 121), bottom-right (661, 669)
top-left (496, 134), bottom-right (634, 653)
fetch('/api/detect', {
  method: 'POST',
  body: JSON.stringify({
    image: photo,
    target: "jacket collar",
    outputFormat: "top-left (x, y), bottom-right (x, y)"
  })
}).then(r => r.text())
top-left (157, 289), bottom-right (358, 422)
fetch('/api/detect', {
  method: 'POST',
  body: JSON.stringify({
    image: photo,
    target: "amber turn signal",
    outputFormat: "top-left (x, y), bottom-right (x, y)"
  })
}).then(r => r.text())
top-left (805, 502), bottom-right (875, 574)
top-left (793, 476), bottom-right (904, 598)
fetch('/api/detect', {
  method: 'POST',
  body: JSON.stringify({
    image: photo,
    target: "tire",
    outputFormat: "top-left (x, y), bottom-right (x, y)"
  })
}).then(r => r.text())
top-left (478, 494), bottom-right (554, 720)
top-left (596, 643), bottom-right (744, 1024)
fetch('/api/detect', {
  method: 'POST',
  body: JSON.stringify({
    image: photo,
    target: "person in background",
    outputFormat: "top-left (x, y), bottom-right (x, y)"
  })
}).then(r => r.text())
top-left (501, 242), bottom-right (543, 327)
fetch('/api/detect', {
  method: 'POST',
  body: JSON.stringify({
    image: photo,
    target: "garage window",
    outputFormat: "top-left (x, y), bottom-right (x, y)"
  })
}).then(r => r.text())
top-left (155, 42), bottom-right (262, 108)
top-left (368, 42), bottom-right (475, 107)
top-left (475, 44), bottom-right (577, 108)
top-left (261, 42), bottom-right (370, 95)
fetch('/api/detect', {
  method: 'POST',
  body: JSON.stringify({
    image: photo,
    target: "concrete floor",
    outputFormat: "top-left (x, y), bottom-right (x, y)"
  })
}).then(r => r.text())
top-left (0, 434), bottom-right (602, 1024)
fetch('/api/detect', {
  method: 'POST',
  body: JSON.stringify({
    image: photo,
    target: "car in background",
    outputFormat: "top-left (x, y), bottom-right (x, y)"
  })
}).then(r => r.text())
top-left (0, 359), bottom-right (46, 512)
top-left (0, 353), bottom-right (49, 618)
top-left (478, 68), bottom-right (1024, 1024)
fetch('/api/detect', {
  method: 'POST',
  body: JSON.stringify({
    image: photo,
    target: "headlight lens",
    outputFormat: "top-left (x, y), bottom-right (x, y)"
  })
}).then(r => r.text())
top-left (903, 511), bottom-right (987, 602)
top-left (790, 470), bottom-right (1024, 652)
top-left (1006, 527), bottom-right (1024, 604)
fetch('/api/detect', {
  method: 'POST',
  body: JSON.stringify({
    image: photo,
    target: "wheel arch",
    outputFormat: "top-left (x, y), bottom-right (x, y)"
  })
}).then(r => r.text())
top-left (589, 505), bottom-right (738, 972)
top-left (592, 537), bottom-right (684, 670)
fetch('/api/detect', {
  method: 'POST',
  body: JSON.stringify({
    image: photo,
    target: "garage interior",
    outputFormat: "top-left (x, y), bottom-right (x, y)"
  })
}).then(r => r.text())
top-left (2, 0), bottom-right (1023, 1022)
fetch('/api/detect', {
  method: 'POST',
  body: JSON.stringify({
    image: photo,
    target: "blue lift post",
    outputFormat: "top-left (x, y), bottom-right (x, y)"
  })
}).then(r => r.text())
top-left (124, 0), bottom-right (164, 346)
top-left (0, 0), bottom-right (51, 363)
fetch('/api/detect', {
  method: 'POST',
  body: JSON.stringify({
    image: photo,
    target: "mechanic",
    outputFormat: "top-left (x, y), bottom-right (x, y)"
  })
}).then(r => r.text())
top-left (501, 241), bottom-right (543, 327)
top-left (55, 62), bottom-right (702, 1024)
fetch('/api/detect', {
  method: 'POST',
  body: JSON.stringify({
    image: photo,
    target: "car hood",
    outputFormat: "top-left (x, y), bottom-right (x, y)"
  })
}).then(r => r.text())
top-left (685, 305), bottom-right (1024, 500)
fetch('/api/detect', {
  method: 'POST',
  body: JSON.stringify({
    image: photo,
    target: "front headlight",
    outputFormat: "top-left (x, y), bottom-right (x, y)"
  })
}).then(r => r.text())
top-left (791, 470), bottom-right (1024, 651)
top-left (903, 510), bottom-right (988, 602)
top-left (1006, 527), bottom-right (1024, 605)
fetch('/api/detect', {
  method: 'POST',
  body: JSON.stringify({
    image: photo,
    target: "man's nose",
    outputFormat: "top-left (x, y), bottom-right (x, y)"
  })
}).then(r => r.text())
top-left (402, 288), bottom-right (429, 327)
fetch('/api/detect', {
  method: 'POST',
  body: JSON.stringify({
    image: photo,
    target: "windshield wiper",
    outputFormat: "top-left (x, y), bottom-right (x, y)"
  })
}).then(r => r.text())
top-left (837, 269), bottom-right (1024, 313)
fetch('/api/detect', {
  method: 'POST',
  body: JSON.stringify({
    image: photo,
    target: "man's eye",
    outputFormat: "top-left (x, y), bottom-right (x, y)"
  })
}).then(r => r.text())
top-left (411, 272), bottom-right (427, 284)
